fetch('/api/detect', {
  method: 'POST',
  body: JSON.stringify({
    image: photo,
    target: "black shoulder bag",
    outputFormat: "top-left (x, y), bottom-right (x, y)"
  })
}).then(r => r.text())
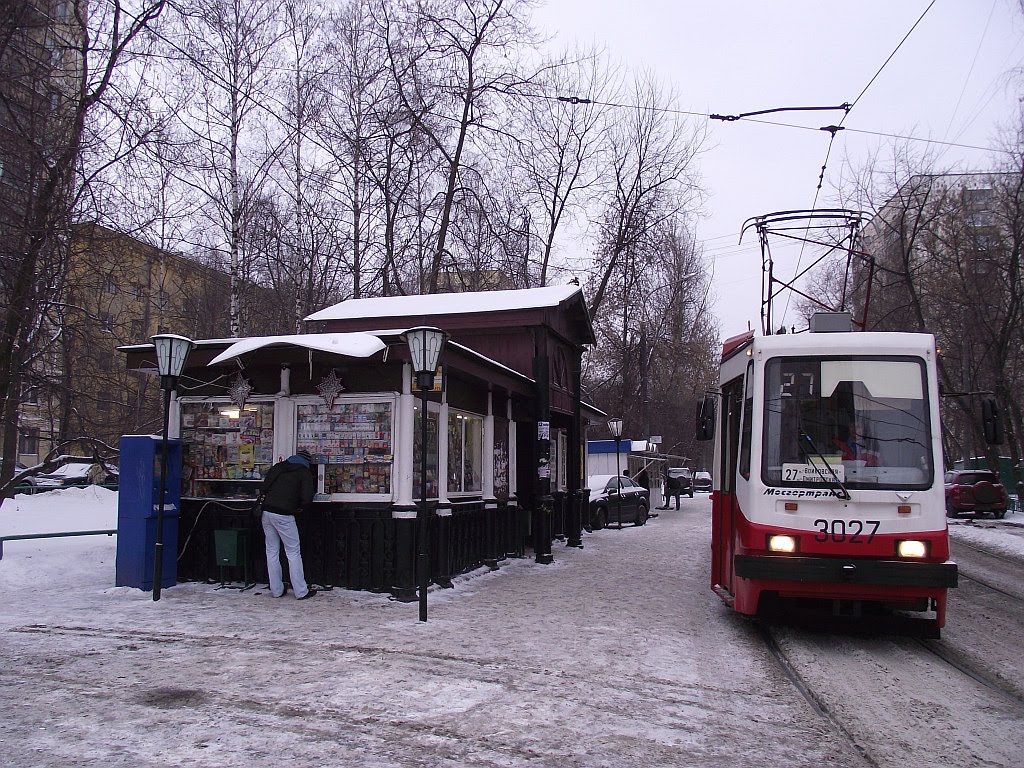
top-left (251, 471), bottom-right (283, 522)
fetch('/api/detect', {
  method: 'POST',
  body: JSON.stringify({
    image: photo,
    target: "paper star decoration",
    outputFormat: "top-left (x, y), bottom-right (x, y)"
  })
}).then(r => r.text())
top-left (228, 373), bottom-right (253, 409)
top-left (317, 369), bottom-right (345, 409)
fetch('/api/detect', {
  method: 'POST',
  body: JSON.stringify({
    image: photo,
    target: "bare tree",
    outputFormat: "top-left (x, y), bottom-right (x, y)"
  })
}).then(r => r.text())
top-left (380, 0), bottom-right (541, 293)
top-left (586, 72), bottom-right (706, 319)
top-left (507, 46), bottom-right (608, 286)
top-left (170, 0), bottom-right (285, 336)
top-left (254, 0), bottom-right (351, 331)
top-left (583, 217), bottom-right (717, 457)
top-left (0, 0), bottom-right (168, 487)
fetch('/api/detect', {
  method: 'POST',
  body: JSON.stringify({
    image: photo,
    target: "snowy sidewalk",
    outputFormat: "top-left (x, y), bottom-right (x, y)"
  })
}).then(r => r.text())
top-left (0, 492), bottom-right (870, 767)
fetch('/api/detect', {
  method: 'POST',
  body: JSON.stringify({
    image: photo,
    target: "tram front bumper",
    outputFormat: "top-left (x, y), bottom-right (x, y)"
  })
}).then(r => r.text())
top-left (734, 554), bottom-right (959, 588)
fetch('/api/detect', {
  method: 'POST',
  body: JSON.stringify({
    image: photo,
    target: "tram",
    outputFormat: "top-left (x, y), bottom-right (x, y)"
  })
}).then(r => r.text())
top-left (698, 316), bottom-right (959, 634)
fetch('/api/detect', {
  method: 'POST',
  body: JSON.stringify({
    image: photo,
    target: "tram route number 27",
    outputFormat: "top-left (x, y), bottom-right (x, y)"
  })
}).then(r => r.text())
top-left (813, 518), bottom-right (880, 543)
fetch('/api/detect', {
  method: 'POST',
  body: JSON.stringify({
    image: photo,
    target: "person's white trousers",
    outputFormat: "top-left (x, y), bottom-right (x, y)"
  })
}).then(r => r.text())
top-left (261, 511), bottom-right (310, 598)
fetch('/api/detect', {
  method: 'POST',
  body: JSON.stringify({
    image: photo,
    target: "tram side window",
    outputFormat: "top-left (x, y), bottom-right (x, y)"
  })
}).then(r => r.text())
top-left (720, 375), bottom-right (744, 494)
top-left (739, 361), bottom-right (754, 480)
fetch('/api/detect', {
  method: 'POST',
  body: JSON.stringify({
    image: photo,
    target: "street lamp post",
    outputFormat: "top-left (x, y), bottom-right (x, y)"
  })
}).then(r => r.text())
top-left (151, 333), bottom-right (195, 601)
top-left (608, 417), bottom-right (623, 529)
top-left (402, 326), bottom-right (448, 622)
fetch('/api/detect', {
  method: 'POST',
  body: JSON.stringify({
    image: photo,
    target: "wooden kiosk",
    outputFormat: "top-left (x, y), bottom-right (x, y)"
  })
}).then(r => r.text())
top-left (121, 286), bottom-right (596, 597)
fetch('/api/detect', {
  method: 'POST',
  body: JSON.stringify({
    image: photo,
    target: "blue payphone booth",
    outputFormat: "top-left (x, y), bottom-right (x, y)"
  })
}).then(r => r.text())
top-left (115, 435), bottom-right (182, 590)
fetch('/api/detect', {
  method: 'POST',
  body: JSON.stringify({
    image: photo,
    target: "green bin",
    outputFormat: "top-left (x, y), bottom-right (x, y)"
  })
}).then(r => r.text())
top-left (214, 528), bottom-right (247, 566)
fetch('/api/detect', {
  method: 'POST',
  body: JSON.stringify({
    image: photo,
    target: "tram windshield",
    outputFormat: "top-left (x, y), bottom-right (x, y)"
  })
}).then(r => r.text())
top-left (762, 356), bottom-right (933, 490)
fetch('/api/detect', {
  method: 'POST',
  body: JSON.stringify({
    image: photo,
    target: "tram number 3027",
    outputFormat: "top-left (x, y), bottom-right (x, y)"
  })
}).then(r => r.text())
top-left (812, 518), bottom-right (880, 543)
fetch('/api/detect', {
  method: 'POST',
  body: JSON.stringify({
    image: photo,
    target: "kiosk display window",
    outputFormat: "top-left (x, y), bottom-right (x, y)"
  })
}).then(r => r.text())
top-left (297, 401), bottom-right (393, 495)
top-left (413, 406), bottom-right (439, 499)
top-left (493, 417), bottom-right (509, 500)
top-left (448, 411), bottom-right (482, 494)
top-left (180, 402), bottom-right (275, 498)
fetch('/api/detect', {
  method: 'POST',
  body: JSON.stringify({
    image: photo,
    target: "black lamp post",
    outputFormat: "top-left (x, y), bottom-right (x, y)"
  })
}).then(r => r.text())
top-left (402, 326), bottom-right (448, 622)
top-left (608, 417), bottom-right (623, 529)
top-left (151, 333), bottom-right (194, 601)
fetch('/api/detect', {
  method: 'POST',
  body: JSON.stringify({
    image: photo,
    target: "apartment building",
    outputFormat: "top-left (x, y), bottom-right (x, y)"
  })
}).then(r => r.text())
top-left (15, 224), bottom-right (254, 463)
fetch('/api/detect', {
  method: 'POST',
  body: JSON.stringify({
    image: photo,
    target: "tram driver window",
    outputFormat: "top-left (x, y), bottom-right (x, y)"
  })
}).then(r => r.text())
top-left (763, 357), bottom-right (933, 489)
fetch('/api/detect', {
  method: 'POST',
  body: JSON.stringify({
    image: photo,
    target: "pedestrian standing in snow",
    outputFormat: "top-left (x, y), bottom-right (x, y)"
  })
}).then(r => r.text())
top-left (667, 475), bottom-right (684, 512)
top-left (636, 468), bottom-right (650, 491)
top-left (260, 449), bottom-right (318, 600)
top-left (657, 466), bottom-right (671, 510)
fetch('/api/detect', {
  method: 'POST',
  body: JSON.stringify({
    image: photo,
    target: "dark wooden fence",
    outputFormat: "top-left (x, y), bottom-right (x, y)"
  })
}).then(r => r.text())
top-left (176, 498), bottom-right (529, 597)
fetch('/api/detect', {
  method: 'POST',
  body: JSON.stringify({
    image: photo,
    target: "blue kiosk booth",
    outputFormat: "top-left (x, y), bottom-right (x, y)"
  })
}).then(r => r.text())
top-left (115, 435), bottom-right (183, 590)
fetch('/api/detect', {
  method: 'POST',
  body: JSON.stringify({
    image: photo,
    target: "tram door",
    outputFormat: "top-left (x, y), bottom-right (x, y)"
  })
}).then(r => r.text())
top-left (713, 374), bottom-right (745, 594)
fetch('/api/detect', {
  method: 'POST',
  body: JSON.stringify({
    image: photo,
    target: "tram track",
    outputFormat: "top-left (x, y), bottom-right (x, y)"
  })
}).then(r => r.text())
top-left (958, 570), bottom-right (1024, 603)
top-left (759, 603), bottom-right (1024, 768)
top-left (952, 536), bottom-right (1024, 566)
top-left (937, 536), bottom-right (1024, 707)
top-left (757, 623), bottom-right (880, 768)
top-left (951, 537), bottom-right (1024, 603)
top-left (913, 637), bottom-right (1024, 707)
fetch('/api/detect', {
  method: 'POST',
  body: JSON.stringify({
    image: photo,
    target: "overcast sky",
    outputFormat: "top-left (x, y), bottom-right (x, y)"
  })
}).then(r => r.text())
top-left (533, 0), bottom-right (1024, 337)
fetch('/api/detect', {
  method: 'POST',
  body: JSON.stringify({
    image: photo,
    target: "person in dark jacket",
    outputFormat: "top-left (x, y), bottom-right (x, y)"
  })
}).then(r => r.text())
top-left (636, 468), bottom-right (650, 492)
top-left (260, 449), bottom-right (318, 600)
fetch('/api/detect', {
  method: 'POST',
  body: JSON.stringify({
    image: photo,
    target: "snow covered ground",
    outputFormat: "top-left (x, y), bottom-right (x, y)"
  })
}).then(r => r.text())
top-left (0, 488), bottom-right (1020, 766)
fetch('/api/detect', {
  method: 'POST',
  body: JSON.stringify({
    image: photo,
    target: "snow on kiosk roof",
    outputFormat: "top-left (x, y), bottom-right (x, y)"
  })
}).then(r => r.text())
top-left (207, 332), bottom-right (386, 366)
top-left (306, 285), bottom-right (585, 322)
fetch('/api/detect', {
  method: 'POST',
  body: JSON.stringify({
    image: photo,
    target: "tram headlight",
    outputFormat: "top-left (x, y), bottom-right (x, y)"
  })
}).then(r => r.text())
top-left (768, 535), bottom-right (797, 553)
top-left (897, 539), bottom-right (928, 559)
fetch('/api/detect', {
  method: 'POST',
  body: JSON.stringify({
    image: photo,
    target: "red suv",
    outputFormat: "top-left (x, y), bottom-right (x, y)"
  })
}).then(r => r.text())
top-left (944, 470), bottom-right (1009, 519)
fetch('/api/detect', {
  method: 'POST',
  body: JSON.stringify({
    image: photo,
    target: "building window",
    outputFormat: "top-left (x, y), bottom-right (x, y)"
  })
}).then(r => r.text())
top-left (964, 187), bottom-right (993, 209)
top-left (102, 275), bottom-right (117, 294)
top-left (101, 312), bottom-right (113, 332)
top-left (968, 211), bottom-right (995, 228)
top-left (19, 429), bottom-right (38, 456)
top-left (54, 1), bottom-right (73, 23)
top-left (20, 383), bottom-right (39, 404)
top-left (448, 411), bottom-right (482, 494)
top-left (130, 319), bottom-right (144, 338)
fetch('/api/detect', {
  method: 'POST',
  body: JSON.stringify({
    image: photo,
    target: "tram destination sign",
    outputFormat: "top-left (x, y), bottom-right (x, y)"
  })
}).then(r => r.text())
top-left (781, 461), bottom-right (846, 483)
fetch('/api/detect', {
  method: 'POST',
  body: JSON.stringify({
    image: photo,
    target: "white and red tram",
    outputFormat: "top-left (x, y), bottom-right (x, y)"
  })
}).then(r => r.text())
top-left (700, 322), bottom-right (958, 633)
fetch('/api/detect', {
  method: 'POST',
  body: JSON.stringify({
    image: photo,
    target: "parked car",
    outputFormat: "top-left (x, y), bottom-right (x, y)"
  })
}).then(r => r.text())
top-left (693, 471), bottom-right (712, 493)
top-left (944, 469), bottom-right (1009, 519)
top-left (587, 474), bottom-right (650, 529)
top-left (27, 460), bottom-right (119, 491)
top-left (0, 457), bottom-right (28, 474)
top-left (664, 467), bottom-right (694, 498)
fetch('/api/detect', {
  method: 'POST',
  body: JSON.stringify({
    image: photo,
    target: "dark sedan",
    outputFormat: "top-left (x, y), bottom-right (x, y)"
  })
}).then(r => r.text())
top-left (693, 471), bottom-right (712, 493)
top-left (587, 474), bottom-right (650, 528)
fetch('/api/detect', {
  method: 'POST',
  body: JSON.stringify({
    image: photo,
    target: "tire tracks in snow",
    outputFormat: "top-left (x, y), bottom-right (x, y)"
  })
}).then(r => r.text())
top-left (7, 621), bottom-right (836, 766)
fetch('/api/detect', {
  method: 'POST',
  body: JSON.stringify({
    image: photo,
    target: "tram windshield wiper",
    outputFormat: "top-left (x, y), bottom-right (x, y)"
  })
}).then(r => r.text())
top-left (799, 429), bottom-right (851, 500)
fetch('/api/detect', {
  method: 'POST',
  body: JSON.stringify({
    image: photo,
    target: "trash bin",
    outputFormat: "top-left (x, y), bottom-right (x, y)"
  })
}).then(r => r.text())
top-left (214, 528), bottom-right (250, 586)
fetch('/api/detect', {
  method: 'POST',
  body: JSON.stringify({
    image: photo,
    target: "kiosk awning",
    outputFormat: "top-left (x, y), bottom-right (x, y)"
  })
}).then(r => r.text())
top-left (207, 333), bottom-right (387, 366)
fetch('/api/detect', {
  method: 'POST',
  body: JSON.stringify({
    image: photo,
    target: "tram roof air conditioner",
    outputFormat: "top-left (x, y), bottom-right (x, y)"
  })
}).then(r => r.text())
top-left (809, 312), bottom-right (853, 333)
